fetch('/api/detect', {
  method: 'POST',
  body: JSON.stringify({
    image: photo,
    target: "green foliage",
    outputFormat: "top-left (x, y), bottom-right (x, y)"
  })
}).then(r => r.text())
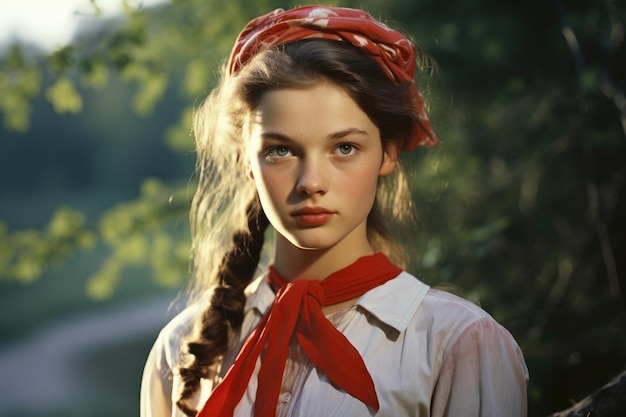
top-left (88, 178), bottom-right (190, 300)
top-left (0, 208), bottom-right (95, 283)
top-left (0, 0), bottom-right (625, 415)
top-left (81, 56), bottom-right (111, 89)
top-left (0, 45), bottom-right (42, 131)
top-left (45, 77), bottom-right (84, 113)
top-left (0, 178), bottom-right (189, 298)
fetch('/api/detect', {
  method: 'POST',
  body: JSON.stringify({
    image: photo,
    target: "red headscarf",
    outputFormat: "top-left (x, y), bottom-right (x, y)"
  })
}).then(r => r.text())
top-left (227, 5), bottom-right (439, 151)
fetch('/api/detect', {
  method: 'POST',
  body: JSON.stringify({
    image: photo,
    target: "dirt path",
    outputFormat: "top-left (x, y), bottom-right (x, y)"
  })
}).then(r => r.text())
top-left (0, 294), bottom-right (179, 416)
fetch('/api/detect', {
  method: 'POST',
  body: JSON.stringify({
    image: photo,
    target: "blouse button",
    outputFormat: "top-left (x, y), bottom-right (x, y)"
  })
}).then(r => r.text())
top-left (279, 392), bottom-right (291, 404)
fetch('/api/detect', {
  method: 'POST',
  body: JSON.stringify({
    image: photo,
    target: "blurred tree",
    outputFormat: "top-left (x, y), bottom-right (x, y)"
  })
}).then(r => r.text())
top-left (548, 368), bottom-right (626, 416)
top-left (0, 0), bottom-right (624, 415)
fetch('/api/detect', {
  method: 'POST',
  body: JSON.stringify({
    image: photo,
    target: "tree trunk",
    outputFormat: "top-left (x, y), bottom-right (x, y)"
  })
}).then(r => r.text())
top-left (548, 369), bottom-right (626, 417)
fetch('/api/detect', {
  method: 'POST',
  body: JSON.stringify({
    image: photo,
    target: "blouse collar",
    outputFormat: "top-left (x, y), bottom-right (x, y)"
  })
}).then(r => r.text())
top-left (244, 270), bottom-right (430, 333)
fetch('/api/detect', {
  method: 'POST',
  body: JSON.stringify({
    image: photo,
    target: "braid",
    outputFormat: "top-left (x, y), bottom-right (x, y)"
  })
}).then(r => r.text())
top-left (176, 202), bottom-right (269, 416)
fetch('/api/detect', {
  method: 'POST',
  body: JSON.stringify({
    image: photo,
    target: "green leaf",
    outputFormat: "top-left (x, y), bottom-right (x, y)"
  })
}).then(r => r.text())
top-left (47, 46), bottom-right (75, 75)
top-left (133, 72), bottom-right (167, 114)
top-left (45, 77), bottom-right (83, 113)
top-left (87, 259), bottom-right (121, 300)
top-left (81, 57), bottom-right (110, 90)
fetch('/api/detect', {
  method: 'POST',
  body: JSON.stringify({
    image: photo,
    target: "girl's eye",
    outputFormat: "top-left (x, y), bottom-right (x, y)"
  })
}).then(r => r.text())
top-left (264, 146), bottom-right (292, 162)
top-left (336, 143), bottom-right (357, 156)
top-left (272, 146), bottom-right (290, 157)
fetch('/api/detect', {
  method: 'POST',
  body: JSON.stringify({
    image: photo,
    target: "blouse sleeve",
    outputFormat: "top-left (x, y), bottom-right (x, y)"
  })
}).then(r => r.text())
top-left (140, 303), bottom-right (203, 417)
top-left (140, 331), bottom-right (174, 417)
top-left (431, 317), bottom-right (529, 417)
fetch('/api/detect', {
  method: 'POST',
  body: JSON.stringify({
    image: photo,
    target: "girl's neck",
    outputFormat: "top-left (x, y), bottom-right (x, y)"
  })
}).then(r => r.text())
top-left (271, 234), bottom-right (375, 282)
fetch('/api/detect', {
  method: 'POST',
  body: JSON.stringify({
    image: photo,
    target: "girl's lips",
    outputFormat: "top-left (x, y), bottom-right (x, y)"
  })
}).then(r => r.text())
top-left (291, 208), bottom-right (335, 226)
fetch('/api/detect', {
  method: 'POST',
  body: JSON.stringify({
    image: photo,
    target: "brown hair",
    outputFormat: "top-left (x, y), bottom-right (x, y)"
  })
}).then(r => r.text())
top-left (176, 39), bottom-right (426, 415)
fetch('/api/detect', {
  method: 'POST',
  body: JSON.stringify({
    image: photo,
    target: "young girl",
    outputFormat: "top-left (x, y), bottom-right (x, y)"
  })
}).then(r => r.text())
top-left (140, 5), bottom-right (528, 417)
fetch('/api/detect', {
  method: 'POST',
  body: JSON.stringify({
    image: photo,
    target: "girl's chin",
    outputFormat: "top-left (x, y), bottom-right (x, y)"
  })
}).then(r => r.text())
top-left (277, 233), bottom-right (336, 252)
top-left (284, 240), bottom-right (333, 252)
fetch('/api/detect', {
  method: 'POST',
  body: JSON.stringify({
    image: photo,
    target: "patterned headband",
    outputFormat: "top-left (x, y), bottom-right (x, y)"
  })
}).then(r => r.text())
top-left (227, 5), bottom-right (439, 151)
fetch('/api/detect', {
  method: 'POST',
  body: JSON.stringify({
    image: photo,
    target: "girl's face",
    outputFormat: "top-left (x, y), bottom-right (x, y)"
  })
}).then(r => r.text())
top-left (247, 81), bottom-right (397, 258)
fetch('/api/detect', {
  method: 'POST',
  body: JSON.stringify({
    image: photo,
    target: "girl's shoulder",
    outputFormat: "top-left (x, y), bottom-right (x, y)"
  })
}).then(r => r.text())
top-left (151, 300), bottom-right (207, 370)
top-left (415, 281), bottom-right (523, 360)
top-left (384, 270), bottom-right (502, 326)
top-left (151, 276), bottom-right (269, 369)
top-left (389, 272), bottom-right (519, 349)
top-left (421, 286), bottom-right (495, 323)
top-left (365, 271), bottom-right (497, 329)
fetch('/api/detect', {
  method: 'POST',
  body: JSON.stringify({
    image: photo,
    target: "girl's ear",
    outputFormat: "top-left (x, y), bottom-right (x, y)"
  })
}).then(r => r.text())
top-left (379, 141), bottom-right (398, 176)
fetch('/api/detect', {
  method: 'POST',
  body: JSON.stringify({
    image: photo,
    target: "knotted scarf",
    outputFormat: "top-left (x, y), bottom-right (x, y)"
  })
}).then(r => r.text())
top-left (197, 252), bottom-right (402, 416)
top-left (226, 5), bottom-right (439, 151)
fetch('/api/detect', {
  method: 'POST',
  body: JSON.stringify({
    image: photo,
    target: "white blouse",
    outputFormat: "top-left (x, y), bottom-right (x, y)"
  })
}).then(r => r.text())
top-left (141, 272), bottom-right (529, 417)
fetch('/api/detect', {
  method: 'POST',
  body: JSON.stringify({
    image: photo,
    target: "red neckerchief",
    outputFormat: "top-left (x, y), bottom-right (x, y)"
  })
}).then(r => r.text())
top-left (198, 252), bottom-right (402, 417)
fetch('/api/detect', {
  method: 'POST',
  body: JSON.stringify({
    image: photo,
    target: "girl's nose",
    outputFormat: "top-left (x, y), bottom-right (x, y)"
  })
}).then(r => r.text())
top-left (295, 158), bottom-right (328, 196)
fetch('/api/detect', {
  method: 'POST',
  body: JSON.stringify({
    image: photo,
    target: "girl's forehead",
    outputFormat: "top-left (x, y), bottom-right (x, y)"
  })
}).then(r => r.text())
top-left (250, 83), bottom-right (377, 138)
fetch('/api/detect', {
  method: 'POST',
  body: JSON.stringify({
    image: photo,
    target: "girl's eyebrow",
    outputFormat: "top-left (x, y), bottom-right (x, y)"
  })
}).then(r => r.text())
top-left (259, 132), bottom-right (292, 142)
top-left (328, 127), bottom-right (369, 140)
top-left (260, 128), bottom-right (369, 142)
